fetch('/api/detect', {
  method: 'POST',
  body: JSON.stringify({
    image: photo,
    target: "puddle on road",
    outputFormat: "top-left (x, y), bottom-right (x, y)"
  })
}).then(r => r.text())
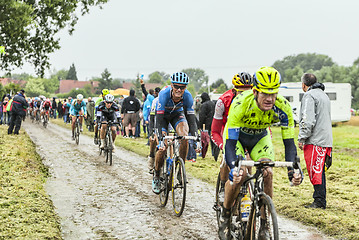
top-left (23, 121), bottom-right (332, 240)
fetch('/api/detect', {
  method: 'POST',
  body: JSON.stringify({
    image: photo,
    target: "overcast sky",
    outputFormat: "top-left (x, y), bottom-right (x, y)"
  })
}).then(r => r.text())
top-left (11, 0), bottom-right (359, 85)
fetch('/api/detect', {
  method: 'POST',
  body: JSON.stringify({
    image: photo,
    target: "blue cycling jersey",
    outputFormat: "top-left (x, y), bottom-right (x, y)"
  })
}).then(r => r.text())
top-left (70, 100), bottom-right (87, 115)
top-left (156, 86), bottom-right (195, 115)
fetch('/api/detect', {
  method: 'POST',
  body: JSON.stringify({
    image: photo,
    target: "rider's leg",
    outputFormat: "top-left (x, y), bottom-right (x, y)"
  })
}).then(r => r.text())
top-left (71, 116), bottom-right (76, 137)
top-left (148, 135), bottom-right (157, 172)
top-left (176, 121), bottom-right (189, 161)
top-left (100, 123), bottom-right (107, 148)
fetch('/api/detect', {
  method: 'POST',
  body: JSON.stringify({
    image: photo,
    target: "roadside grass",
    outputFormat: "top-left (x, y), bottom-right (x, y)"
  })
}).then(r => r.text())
top-left (25, 118), bottom-right (359, 239)
top-left (0, 125), bottom-right (62, 239)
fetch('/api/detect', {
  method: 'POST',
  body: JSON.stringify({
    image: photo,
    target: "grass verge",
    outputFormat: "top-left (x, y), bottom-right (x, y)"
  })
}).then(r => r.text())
top-left (0, 125), bottom-right (62, 239)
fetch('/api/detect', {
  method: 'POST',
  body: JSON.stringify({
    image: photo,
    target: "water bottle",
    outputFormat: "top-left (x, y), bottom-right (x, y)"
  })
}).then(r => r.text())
top-left (240, 194), bottom-right (251, 222)
top-left (166, 157), bottom-right (173, 175)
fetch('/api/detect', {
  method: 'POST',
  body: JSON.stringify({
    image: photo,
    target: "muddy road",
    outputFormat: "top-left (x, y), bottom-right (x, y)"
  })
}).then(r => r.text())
top-left (23, 121), bottom-right (331, 240)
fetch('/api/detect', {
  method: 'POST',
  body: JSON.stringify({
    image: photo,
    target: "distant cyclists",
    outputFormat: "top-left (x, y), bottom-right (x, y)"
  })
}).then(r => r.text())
top-left (152, 72), bottom-right (200, 194)
top-left (40, 98), bottom-right (52, 122)
top-left (70, 94), bottom-right (87, 140)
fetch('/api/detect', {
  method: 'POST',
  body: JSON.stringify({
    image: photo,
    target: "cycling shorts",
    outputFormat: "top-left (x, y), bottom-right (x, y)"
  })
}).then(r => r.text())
top-left (100, 113), bottom-right (116, 123)
top-left (72, 109), bottom-right (84, 116)
top-left (232, 129), bottom-right (274, 161)
top-left (160, 111), bottom-right (187, 133)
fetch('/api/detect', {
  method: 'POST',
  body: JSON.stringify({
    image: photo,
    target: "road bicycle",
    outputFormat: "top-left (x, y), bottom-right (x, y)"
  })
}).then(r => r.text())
top-left (99, 120), bottom-right (119, 166)
top-left (74, 115), bottom-right (82, 145)
top-left (214, 157), bottom-right (301, 240)
top-left (158, 134), bottom-right (198, 217)
top-left (35, 110), bottom-right (41, 124)
top-left (42, 110), bottom-right (49, 128)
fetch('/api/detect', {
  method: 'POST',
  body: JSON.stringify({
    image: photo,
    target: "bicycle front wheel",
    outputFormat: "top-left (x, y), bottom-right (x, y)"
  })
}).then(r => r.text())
top-left (172, 157), bottom-right (186, 217)
top-left (159, 157), bottom-right (169, 207)
top-left (108, 130), bottom-right (113, 166)
top-left (248, 193), bottom-right (279, 240)
top-left (215, 172), bottom-right (222, 226)
top-left (75, 121), bottom-right (80, 145)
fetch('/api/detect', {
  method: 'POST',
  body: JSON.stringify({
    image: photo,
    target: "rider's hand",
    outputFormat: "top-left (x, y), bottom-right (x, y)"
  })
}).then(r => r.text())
top-left (298, 142), bottom-right (304, 150)
top-left (145, 120), bottom-right (149, 124)
top-left (229, 168), bottom-right (243, 184)
top-left (291, 172), bottom-right (302, 186)
top-left (140, 79), bottom-right (144, 85)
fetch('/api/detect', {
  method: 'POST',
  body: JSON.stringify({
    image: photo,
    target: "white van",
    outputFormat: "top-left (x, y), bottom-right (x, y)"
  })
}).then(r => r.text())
top-left (279, 82), bottom-right (352, 124)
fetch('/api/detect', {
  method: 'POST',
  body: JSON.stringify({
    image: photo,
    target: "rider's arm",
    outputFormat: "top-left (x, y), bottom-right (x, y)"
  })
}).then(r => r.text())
top-left (276, 96), bottom-right (302, 182)
top-left (82, 101), bottom-right (87, 115)
top-left (183, 91), bottom-right (198, 136)
top-left (155, 92), bottom-right (167, 139)
top-left (211, 99), bottom-right (225, 149)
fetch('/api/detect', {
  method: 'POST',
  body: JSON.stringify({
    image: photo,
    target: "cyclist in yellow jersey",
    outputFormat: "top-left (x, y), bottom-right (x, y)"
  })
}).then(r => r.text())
top-left (94, 89), bottom-right (110, 144)
top-left (218, 66), bottom-right (303, 240)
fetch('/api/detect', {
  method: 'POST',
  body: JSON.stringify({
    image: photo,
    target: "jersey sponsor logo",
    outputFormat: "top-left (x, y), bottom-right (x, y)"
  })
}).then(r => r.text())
top-left (241, 127), bottom-right (265, 135)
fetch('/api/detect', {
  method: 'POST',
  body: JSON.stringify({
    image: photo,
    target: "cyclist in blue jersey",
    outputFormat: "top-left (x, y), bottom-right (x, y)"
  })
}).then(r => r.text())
top-left (152, 72), bottom-right (199, 194)
top-left (70, 94), bottom-right (87, 140)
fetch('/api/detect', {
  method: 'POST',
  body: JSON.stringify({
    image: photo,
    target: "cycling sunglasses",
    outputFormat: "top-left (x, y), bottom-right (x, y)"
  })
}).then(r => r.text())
top-left (172, 84), bottom-right (186, 90)
top-left (105, 101), bottom-right (113, 104)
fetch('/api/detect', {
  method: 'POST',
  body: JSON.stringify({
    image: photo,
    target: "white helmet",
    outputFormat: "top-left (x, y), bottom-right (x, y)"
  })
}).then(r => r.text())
top-left (105, 94), bottom-right (114, 103)
top-left (76, 94), bottom-right (84, 100)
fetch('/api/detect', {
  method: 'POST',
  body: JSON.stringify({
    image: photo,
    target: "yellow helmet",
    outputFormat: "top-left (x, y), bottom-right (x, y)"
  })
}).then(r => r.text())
top-left (232, 72), bottom-right (253, 87)
top-left (253, 67), bottom-right (281, 94)
top-left (102, 89), bottom-right (110, 96)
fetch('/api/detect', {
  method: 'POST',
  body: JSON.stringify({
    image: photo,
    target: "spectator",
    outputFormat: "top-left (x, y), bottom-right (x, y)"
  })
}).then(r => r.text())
top-left (121, 89), bottom-right (140, 138)
top-left (52, 97), bottom-right (57, 119)
top-left (298, 73), bottom-right (333, 209)
top-left (0, 98), bottom-right (3, 125)
top-left (143, 93), bottom-right (154, 143)
top-left (199, 92), bottom-right (216, 158)
top-left (8, 90), bottom-right (28, 135)
top-left (63, 99), bottom-right (71, 123)
top-left (57, 100), bottom-right (63, 118)
top-left (86, 97), bottom-right (95, 132)
top-left (2, 97), bottom-right (9, 125)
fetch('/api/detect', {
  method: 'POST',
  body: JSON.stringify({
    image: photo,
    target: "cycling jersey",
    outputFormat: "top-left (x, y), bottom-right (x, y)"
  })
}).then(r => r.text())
top-left (211, 89), bottom-right (237, 149)
top-left (224, 90), bottom-right (296, 169)
top-left (97, 101), bottom-right (120, 122)
top-left (70, 100), bottom-right (87, 116)
top-left (156, 86), bottom-right (197, 137)
top-left (41, 100), bottom-right (52, 110)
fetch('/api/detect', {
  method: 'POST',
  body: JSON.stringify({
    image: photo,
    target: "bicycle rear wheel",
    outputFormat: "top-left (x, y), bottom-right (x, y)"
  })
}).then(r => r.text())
top-left (159, 157), bottom-right (170, 207)
top-left (215, 172), bottom-right (222, 226)
top-left (248, 193), bottom-right (279, 240)
top-left (172, 156), bottom-right (186, 217)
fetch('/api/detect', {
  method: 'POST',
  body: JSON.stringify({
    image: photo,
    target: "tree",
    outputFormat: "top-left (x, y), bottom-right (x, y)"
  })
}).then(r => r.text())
top-left (216, 83), bottom-right (228, 94)
top-left (97, 68), bottom-right (112, 90)
top-left (272, 53), bottom-right (335, 82)
top-left (148, 71), bottom-right (169, 83)
top-left (133, 74), bottom-right (142, 99)
top-left (25, 78), bottom-right (47, 97)
top-left (181, 68), bottom-right (209, 92)
top-left (66, 63), bottom-right (78, 80)
top-left (4, 82), bottom-right (21, 96)
top-left (0, 83), bottom-right (6, 98)
top-left (0, 0), bottom-right (108, 77)
top-left (50, 69), bottom-right (69, 81)
top-left (7, 72), bottom-right (33, 81)
top-left (211, 78), bottom-right (227, 89)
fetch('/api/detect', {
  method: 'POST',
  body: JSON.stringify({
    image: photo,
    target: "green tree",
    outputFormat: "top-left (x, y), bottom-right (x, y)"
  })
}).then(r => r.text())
top-left (97, 68), bottom-right (112, 90)
top-left (7, 72), bottom-right (33, 81)
top-left (216, 83), bottom-right (228, 94)
top-left (66, 63), bottom-right (78, 80)
top-left (50, 69), bottom-right (69, 81)
top-left (4, 82), bottom-right (21, 96)
top-left (24, 78), bottom-right (46, 97)
top-left (0, 0), bottom-right (108, 77)
top-left (182, 68), bottom-right (209, 92)
top-left (211, 78), bottom-right (227, 89)
top-left (272, 53), bottom-right (335, 82)
top-left (148, 71), bottom-right (169, 83)
top-left (0, 83), bottom-right (6, 98)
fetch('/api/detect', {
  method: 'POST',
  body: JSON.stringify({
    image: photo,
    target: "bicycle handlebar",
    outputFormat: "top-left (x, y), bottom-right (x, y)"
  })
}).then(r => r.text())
top-left (163, 135), bottom-right (198, 140)
top-left (239, 160), bottom-right (294, 168)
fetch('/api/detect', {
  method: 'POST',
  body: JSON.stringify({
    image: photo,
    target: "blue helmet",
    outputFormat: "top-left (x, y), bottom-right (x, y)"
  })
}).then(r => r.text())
top-left (170, 72), bottom-right (189, 85)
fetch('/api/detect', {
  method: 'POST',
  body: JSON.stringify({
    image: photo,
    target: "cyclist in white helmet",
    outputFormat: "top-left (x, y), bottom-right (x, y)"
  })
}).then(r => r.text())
top-left (70, 94), bottom-right (87, 139)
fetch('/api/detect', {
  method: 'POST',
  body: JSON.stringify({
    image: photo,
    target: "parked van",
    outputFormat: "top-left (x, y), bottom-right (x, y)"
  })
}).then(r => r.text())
top-left (279, 82), bottom-right (352, 124)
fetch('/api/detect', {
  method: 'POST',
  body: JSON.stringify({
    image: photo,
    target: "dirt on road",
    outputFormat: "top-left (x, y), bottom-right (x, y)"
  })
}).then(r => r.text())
top-left (23, 121), bottom-right (332, 240)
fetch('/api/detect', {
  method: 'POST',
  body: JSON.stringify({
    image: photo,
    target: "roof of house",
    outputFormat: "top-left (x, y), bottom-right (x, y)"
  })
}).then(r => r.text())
top-left (58, 80), bottom-right (99, 93)
top-left (0, 78), bottom-right (26, 87)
